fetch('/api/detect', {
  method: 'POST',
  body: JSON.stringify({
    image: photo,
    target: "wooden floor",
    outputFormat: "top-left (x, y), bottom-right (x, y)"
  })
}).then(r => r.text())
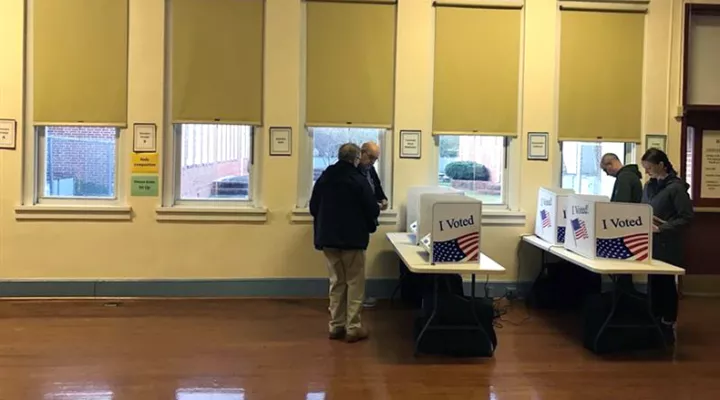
top-left (0, 297), bottom-right (719, 400)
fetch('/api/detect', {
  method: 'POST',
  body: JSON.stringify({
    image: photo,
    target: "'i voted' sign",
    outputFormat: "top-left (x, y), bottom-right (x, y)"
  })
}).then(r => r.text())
top-left (535, 187), bottom-right (573, 245)
top-left (564, 194), bottom-right (652, 263)
top-left (431, 202), bottom-right (481, 263)
top-left (595, 205), bottom-right (652, 262)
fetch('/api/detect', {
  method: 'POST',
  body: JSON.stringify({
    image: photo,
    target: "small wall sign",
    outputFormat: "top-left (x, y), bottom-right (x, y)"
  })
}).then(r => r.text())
top-left (133, 123), bottom-right (157, 153)
top-left (527, 132), bottom-right (549, 161)
top-left (400, 130), bottom-right (421, 159)
top-left (0, 119), bottom-right (17, 150)
top-left (270, 127), bottom-right (292, 156)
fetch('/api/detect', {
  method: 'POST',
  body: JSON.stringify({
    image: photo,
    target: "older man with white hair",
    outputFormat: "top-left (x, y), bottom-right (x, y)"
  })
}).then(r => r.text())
top-left (358, 141), bottom-right (388, 308)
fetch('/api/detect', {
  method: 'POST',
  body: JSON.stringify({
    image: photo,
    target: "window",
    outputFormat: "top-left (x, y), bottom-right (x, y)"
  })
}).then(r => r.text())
top-left (175, 124), bottom-right (253, 202)
top-left (38, 126), bottom-right (118, 200)
top-left (560, 141), bottom-right (637, 197)
top-left (311, 127), bottom-right (387, 183)
top-left (297, 127), bottom-right (392, 208)
top-left (437, 135), bottom-right (506, 205)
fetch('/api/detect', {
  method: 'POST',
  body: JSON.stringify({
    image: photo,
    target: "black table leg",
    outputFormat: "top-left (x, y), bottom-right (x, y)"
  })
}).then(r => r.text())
top-left (414, 275), bottom-right (439, 356)
top-left (390, 260), bottom-right (409, 305)
top-left (414, 274), bottom-right (495, 357)
top-left (469, 273), bottom-right (494, 355)
top-left (592, 274), bottom-right (668, 352)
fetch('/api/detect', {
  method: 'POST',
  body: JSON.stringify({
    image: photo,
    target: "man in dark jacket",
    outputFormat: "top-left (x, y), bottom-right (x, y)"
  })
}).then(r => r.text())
top-left (600, 153), bottom-right (643, 203)
top-left (358, 141), bottom-right (388, 309)
top-left (359, 141), bottom-right (388, 210)
top-left (310, 143), bottom-right (380, 343)
top-left (601, 153), bottom-right (644, 290)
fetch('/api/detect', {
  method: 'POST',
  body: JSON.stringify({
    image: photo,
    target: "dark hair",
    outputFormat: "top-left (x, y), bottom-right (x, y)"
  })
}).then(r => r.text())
top-left (337, 142), bottom-right (361, 163)
top-left (641, 148), bottom-right (677, 175)
top-left (601, 153), bottom-right (620, 163)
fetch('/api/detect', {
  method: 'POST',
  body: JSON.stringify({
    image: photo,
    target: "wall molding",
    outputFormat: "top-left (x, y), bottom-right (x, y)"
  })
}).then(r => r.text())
top-left (0, 278), bottom-right (527, 299)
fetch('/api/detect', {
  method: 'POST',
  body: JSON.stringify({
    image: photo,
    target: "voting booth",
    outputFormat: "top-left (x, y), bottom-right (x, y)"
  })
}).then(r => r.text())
top-left (534, 187), bottom-right (575, 245)
top-left (564, 194), bottom-right (653, 263)
top-left (406, 186), bottom-right (463, 244)
top-left (417, 193), bottom-right (482, 264)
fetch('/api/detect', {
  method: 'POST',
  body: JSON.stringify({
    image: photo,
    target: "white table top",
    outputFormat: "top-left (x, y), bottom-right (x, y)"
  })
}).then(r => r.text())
top-left (386, 232), bottom-right (506, 275)
top-left (521, 235), bottom-right (685, 276)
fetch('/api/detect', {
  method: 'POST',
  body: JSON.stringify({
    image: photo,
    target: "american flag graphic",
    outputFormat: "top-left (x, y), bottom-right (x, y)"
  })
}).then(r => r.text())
top-left (432, 232), bottom-right (479, 262)
top-left (597, 233), bottom-right (649, 261)
top-left (557, 226), bottom-right (566, 243)
top-left (571, 218), bottom-right (589, 240)
top-left (540, 209), bottom-right (551, 228)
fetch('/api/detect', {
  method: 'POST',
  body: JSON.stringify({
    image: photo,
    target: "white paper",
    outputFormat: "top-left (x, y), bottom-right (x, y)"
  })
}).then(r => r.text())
top-left (528, 133), bottom-right (548, 159)
top-left (134, 124), bottom-right (156, 152)
top-left (271, 128), bottom-right (291, 154)
top-left (646, 135), bottom-right (666, 152)
top-left (0, 119), bottom-right (16, 149)
top-left (401, 131), bottom-right (420, 157)
top-left (701, 130), bottom-right (720, 199)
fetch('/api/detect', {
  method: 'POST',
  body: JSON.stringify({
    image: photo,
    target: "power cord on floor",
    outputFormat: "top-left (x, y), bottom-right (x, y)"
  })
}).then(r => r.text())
top-left (489, 287), bottom-right (531, 329)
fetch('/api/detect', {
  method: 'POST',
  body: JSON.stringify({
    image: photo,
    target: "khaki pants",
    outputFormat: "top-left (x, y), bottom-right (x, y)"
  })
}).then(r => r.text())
top-left (323, 248), bottom-right (366, 334)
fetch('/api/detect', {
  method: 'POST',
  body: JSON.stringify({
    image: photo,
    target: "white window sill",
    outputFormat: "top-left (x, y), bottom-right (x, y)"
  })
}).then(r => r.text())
top-left (481, 209), bottom-right (526, 226)
top-left (291, 208), bottom-right (399, 225)
top-left (156, 206), bottom-right (268, 222)
top-left (15, 205), bottom-right (133, 221)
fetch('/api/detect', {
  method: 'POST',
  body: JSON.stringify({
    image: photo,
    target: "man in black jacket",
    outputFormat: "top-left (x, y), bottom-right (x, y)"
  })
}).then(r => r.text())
top-left (600, 153), bottom-right (643, 203)
top-left (310, 143), bottom-right (380, 343)
top-left (359, 141), bottom-right (389, 210)
top-left (601, 153), bottom-right (644, 291)
top-left (358, 141), bottom-right (388, 309)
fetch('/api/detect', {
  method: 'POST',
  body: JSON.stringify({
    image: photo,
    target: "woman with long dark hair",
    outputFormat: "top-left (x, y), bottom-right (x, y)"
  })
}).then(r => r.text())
top-left (640, 148), bottom-right (693, 339)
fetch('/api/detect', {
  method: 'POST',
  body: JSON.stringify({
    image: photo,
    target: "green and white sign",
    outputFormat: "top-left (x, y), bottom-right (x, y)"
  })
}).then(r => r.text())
top-left (131, 175), bottom-right (159, 196)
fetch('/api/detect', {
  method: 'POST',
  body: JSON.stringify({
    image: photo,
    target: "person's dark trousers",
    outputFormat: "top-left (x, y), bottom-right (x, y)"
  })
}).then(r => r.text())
top-left (649, 274), bottom-right (678, 322)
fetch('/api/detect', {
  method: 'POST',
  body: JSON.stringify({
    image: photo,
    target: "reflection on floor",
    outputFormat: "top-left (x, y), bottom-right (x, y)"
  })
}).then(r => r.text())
top-left (0, 297), bottom-right (718, 399)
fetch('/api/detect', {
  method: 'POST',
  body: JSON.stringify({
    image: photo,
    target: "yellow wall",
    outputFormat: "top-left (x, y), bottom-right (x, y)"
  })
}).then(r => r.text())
top-left (0, 0), bottom-right (701, 282)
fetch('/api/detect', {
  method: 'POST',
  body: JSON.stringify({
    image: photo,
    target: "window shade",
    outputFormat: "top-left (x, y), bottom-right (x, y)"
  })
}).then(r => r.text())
top-left (305, 1), bottom-right (396, 127)
top-left (33, 0), bottom-right (128, 125)
top-left (558, 10), bottom-right (645, 142)
top-left (432, 6), bottom-right (521, 136)
top-left (171, 0), bottom-right (264, 124)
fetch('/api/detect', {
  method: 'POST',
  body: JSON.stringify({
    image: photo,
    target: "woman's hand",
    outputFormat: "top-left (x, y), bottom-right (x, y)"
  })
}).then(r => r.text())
top-left (652, 224), bottom-right (660, 233)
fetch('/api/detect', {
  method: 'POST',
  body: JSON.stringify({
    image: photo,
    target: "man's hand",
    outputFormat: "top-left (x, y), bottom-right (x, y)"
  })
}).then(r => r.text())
top-left (379, 199), bottom-right (389, 211)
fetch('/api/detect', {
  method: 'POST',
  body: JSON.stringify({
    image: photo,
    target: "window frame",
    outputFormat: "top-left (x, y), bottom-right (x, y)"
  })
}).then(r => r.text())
top-left (35, 126), bottom-right (121, 203)
top-left (558, 140), bottom-right (638, 196)
top-left (162, 123), bottom-right (259, 208)
top-left (160, 0), bottom-right (263, 213)
top-left (20, 0), bottom-right (129, 212)
top-left (296, 126), bottom-right (394, 210)
top-left (434, 134), bottom-right (514, 211)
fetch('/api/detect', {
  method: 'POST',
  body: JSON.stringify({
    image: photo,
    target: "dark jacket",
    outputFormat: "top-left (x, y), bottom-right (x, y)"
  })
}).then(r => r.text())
top-left (359, 165), bottom-right (387, 202)
top-left (309, 161), bottom-right (380, 251)
top-left (611, 164), bottom-right (643, 203)
top-left (642, 173), bottom-right (694, 265)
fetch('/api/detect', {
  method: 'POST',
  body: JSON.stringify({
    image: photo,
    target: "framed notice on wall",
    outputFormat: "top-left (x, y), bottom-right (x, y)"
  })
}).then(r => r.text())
top-left (700, 130), bottom-right (720, 200)
top-left (270, 127), bottom-right (292, 156)
top-left (527, 132), bottom-right (548, 160)
top-left (400, 130), bottom-right (421, 158)
top-left (0, 119), bottom-right (17, 150)
top-left (645, 134), bottom-right (667, 152)
top-left (133, 123), bottom-right (157, 153)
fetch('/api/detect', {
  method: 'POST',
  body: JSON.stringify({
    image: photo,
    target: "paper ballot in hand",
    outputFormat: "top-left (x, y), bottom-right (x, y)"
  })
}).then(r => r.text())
top-left (653, 215), bottom-right (666, 226)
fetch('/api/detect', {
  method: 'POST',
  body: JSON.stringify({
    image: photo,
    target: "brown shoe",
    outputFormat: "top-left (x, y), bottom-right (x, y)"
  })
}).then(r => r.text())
top-left (346, 327), bottom-right (369, 343)
top-left (329, 328), bottom-right (346, 340)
